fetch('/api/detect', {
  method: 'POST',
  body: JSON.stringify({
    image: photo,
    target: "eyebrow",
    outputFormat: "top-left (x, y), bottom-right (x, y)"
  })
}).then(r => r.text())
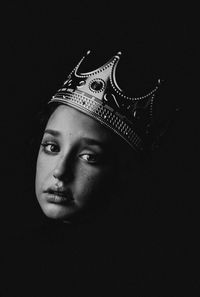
top-left (44, 129), bottom-right (106, 148)
top-left (81, 137), bottom-right (105, 148)
top-left (44, 129), bottom-right (61, 137)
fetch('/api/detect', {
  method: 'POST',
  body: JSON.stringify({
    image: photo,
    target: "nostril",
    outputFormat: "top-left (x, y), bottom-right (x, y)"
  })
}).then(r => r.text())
top-left (53, 158), bottom-right (74, 182)
top-left (53, 156), bottom-right (67, 179)
top-left (55, 179), bottom-right (64, 189)
top-left (53, 168), bottom-right (61, 179)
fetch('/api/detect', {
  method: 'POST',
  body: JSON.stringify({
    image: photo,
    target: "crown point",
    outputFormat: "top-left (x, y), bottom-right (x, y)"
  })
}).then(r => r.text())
top-left (115, 51), bottom-right (122, 58)
top-left (49, 51), bottom-right (162, 151)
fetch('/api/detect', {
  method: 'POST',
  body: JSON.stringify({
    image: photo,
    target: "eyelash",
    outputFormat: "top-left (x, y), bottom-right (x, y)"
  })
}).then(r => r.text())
top-left (41, 141), bottom-right (59, 154)
top-left (41, 141), bottom-right (101, 164)
top-left (79, 153), bottom-right (100, 164)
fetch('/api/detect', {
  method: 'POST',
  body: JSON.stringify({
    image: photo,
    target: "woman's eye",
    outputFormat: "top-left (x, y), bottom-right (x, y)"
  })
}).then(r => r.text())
top-left (41, 142), bottom-right (59, 154)
top-left (79, 153), bottom-right (99, 164)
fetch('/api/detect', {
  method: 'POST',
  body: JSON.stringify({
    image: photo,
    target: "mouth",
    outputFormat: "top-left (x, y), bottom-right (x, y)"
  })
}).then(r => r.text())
top-left (44, 189), bottom-right (74, 206)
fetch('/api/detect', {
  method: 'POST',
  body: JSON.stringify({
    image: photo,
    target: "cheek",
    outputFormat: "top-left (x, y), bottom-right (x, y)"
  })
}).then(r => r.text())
top-left (35, 154), bottom-right (51, 190)
top-left (74, 166), bottom-right (114, 202)
top-left (35, 158), bottom-right (43, 194)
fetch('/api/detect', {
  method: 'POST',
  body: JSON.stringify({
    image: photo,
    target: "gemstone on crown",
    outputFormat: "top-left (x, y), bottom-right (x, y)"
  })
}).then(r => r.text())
top-left (89, 78), bottom-right (105, 93)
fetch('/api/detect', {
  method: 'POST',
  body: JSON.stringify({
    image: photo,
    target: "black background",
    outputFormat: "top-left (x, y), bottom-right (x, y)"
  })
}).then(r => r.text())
top-left (2, 2), bottom-right (199, 295)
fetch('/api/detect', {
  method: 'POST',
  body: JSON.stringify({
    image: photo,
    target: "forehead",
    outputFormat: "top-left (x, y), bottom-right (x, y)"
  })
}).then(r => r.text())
top-left (46, 105), bottom-right (115, 143)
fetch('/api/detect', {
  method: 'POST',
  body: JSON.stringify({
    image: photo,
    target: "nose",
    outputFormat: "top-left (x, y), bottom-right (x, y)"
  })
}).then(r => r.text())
top-left (53, 153), bottom-right (73, 182)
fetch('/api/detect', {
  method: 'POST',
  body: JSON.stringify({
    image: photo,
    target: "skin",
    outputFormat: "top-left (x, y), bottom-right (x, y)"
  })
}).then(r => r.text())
top-left (35, 105), bottom-right (127, 222)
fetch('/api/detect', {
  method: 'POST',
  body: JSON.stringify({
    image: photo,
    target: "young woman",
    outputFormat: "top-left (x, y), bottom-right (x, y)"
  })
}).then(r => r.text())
top-left (3, 50), bottom-right (181, 297)
top-left (35, 50), bottom-right (160, 227)
top-left (30, 50), bottom-right (165, 295)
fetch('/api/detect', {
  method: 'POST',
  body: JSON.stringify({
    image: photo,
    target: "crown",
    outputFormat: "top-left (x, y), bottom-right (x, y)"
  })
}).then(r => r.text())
top-left (49, 50), bottom-right (161, 152)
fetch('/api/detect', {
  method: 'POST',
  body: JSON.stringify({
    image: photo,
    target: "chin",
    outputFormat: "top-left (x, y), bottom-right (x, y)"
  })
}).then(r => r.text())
top-left (42, 203), bottom-right (78, 220)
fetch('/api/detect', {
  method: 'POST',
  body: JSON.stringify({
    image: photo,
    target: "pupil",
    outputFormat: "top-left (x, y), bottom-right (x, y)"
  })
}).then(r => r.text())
top-left (51, 145), bottom-right (56, 151)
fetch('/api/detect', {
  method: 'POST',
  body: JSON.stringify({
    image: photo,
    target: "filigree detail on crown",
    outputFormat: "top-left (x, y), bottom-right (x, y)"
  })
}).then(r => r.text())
top-left (49, 50), bottom-right (161, 151)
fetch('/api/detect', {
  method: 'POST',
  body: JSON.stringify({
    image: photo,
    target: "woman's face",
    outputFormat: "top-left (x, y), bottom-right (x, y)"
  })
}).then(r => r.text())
top-left (35, 105), bottom-right (120, 221)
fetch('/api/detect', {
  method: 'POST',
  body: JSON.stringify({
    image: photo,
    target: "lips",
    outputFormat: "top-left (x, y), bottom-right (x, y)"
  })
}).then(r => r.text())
top-left (44, 188), bottom-right (74, 205)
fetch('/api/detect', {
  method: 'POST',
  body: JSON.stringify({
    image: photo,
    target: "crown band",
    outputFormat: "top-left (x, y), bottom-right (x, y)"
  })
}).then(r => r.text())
top-left (50, 89), bottom-right (143, 150)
